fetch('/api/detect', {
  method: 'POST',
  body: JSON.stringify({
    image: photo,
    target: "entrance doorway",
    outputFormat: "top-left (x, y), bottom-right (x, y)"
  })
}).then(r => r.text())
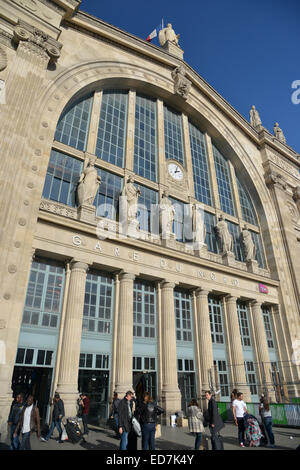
top-left (11, 366), bottom-right (53, 422)
top-left (133, 372), bottom-right (157, 404)
top-left (78, 369), bottom-right (109, 425)
top-left (178, 372), bottom-right (196, 414)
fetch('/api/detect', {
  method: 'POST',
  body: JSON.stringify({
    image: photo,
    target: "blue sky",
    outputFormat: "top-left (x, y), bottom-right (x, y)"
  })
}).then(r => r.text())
top-left (80, 0), bottom-right (300, 153)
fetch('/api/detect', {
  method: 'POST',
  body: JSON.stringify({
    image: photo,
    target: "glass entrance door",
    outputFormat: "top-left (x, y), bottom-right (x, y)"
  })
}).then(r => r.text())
top-left (78, 369), bottom-right (109, 425)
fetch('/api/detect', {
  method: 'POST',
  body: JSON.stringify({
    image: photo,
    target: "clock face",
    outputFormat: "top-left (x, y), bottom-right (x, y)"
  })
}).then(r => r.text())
top-left (168, 163), bottom-right (183, 181)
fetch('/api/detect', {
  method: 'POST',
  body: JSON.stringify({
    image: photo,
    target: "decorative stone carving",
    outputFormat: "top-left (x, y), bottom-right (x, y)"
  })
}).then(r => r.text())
top-left (264, 171), bottom-right (287, 191)
top-left (159, 24), bottom-right (180, 47)
top-left (273, 122), bottom-right (286, 144)
top-left (241, 224), bottom-right (256, 261)
top-left (0, 46), bottom-right (8, 71)
top-left (292, 186), bottom-right (300, 203)
top-left (249, 105), bottom-right (262, 130)
top-left (215, 214), bottom-right (233, 254)
top-left (192, 203), bottom-right (206, 245)
top-left (159, 190), bottom-right (176, 239)
top-left (77, 155), bottom-right (101, 207)
top-left (171, 65), bottom-right (191, 100)
top-left (13, 21), bottom-right (62, 64)
top-left (121, 175), bottom-right (141, 226)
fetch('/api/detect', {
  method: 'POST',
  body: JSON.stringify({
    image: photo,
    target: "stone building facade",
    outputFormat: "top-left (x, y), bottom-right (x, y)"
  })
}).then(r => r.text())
top-left (0, 0), bottom-right (300, 437)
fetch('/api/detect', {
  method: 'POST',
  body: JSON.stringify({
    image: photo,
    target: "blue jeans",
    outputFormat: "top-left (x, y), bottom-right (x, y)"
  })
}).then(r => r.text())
top-left (120, 430), bottom-right (129, 450)
top-left (20, 432), bottom-right (31, 450)
top-left (142, 423), bottom-right (156, 450)
top-left (194, 432), bottom-right (202, 450)
top-left (264, 417), bottom-right (275, 445)
top-left (10, 424), bottom-right (21, 450)
top-left (113, 413), bottom-right (119, 432)
top-left (45, 419), bottom-right (63, 441)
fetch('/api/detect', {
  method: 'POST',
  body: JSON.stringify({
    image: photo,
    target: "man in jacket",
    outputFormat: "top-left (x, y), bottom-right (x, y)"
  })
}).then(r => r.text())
top-left (8, 393), bottom-right (24, 450)
top-left (110, 392), bottom-right (121, 437)
top-left (41, 393), bottom-right (65, 443)
top-left (205, 390), bottom-right (224, 449)
top-left (14, 395), bottom-right (40, 450)
top-left (117, 391), bottom-right (134, 450)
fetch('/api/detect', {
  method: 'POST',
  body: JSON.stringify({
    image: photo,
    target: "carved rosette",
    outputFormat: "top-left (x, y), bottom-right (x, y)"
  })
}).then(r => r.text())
top-left (171, 65), bottom-right (191, 100)
top-left (13, 22), bottom-right (62, 65)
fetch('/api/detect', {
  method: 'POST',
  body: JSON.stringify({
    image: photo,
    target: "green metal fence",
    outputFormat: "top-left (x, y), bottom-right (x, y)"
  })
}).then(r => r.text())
top-left (217, 402), bottom-right (300, 427)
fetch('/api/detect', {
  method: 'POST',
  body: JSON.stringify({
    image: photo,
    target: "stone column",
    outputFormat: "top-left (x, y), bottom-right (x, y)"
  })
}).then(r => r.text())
top-left (225, 296), bottom-right (251, 401)
top-left (56, 260), bottom-right (89, 417)
top-left (114, 272), bottom-right (135, 397)
top-left (160, 281), bottom-right (181, 422)
top-left (251, 301), bottom-right (276, 401)
top-left (195, 289), bottom-right (214, 400)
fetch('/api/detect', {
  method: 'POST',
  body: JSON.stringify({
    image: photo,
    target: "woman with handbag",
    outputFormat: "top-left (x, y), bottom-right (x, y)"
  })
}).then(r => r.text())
top-left (138, 392), bottom-right (164, 450)
top-left (187, 399), bottom-right (205, 450)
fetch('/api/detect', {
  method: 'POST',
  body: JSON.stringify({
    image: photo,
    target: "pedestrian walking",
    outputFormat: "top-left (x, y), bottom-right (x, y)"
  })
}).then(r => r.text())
top-left (8, 393), bottom-right (24, 450)
top-left (110, 392), bottom-right (121, 437)
top-left (14, 395), bottom-right (40, 450)
top-left (80, 393), bottom-right (90, 435)
top-left (259, 395), bottom-right (275, 448)
top-left (117, 390), bottom-right (134, 450)
top-left (138, 392), bottom-right (164, 450)
top-left (232, 392), bottom-right (248, 447)
top-left (41, 393), bottom-right (65, 444)
top-left (205, 390), bottom-right (225, 450)
top-left (187, 399), bottom-right (205, 451)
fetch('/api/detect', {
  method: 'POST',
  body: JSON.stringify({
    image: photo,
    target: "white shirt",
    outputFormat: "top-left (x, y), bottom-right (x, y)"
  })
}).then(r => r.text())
top-left (22, 405), bottom-right (33, 433)
top-left (233, 399), bottom-right (247, 418)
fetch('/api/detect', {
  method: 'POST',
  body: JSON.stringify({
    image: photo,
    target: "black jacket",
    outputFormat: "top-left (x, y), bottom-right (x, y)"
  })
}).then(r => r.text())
top-left (8, 401), bottom-right (24, 425)
top-left (138, 402), bottom-right (164, 425)
top-left (207, 398), bottom-right (224, 433)
top-left (112, 398), bottom-right (121, 415)
top-left (117, 398), bottom-right (133, 433)
top-left (52, 399), bottom-right (65, 421)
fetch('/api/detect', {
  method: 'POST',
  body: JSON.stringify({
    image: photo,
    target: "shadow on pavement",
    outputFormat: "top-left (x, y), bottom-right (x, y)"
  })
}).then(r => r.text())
top-left (156, 439), bottom-right (191, 451)
top-left (80, 439), bottom-right (119, 450)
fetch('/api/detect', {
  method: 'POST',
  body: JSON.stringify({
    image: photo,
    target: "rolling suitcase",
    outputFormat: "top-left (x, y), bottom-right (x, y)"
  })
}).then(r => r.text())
top-left (65, 418), bottom-right (83, 444)
top-left (211, 432), bottom-right (224, 450)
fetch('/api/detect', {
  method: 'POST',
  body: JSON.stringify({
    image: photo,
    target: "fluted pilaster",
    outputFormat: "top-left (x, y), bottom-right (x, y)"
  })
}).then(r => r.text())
top-left (195, 289), bottom-right (214, 395)
top-left (114, 272), bottom-right (135, 397)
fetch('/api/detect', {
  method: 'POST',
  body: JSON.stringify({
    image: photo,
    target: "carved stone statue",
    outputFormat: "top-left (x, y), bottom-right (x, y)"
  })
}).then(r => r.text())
top-left (215, 214), bottom-right (233, 253)
top-left (171, 65), bottom-right (191, 100)
top-left (241, 224), bottom-right (256, 261)
top-left (121, 175), bottom-right (141, 223)
top-left (159, 190), bottom-right (176, 236)
top-left (192, 204), bottom-right (206, 244)
top-left (159, 23), bottom-right (180, 47)
top-left (273, 122), bottom-right (286, 144)
top-left (250, 105), bottom-right (262, 129)
top-left (77, 156), bottom-right (101, 206)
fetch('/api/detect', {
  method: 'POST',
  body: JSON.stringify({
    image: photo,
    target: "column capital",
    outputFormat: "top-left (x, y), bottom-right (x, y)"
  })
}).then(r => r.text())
top-left (161, 280), bottom-right (176, 290)
top-left (251, 300), bottom-right (262, 309)
top-left (70, 260), bottom-right (89, 273)
top-left (195, 288), bottom-right (210, 298)
top-left (119, 271), bottom-right (136, 281)
top-left (225, 294), bottom-right (238, 304)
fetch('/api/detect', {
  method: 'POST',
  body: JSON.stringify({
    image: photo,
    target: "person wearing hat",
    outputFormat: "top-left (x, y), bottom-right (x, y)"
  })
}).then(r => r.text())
top-left (41, 393), bottom-right (65, 443)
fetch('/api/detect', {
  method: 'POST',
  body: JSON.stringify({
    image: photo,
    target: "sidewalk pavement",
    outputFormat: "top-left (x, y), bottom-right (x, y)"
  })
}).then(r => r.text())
top-left (1, 422), bottom-right (299, 451)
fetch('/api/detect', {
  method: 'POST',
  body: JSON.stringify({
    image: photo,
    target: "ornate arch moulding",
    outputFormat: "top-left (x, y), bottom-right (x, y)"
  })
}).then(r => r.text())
top-left (36, 59), bottom-right (274, 238)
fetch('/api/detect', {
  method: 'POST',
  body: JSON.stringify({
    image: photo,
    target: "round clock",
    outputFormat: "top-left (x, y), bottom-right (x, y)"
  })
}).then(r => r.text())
top-left (168, 163), bottom-right (183, 181)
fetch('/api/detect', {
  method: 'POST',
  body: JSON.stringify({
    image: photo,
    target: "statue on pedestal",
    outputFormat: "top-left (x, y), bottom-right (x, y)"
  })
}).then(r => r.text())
top-left (192, 204), bottom-right (206, 245)
top-left (77, 156), bottom-right (101, 206)
top-left (159, 190), bottom-right (176, 237)
top-left (241, 224), bottom-right (256, 261)
top-left (273, 122), bottom-right (286, 144)
top-left (215, 214), bottom-right (233, 253)
top-left (121, 175), bottom-right (141, 224)
top-left (159, 23), bottom-right (180, 47)
top-left (250, 105), bottom-right (262, 129)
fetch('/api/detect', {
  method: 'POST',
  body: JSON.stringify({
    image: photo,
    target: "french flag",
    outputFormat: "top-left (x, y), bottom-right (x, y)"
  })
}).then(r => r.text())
top-left (146, 20), bottom-right (164, 42)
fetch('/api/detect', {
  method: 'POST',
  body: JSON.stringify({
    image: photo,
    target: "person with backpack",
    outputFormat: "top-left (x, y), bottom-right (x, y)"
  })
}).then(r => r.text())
top-left (205, 390), bottom-right (225, 450)
top-left (187, 399), bottom-right (205, 451)
top-left (138, 392), bottom-right (164, 450)
top-left (259, 396), bottom-right (275, 448)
